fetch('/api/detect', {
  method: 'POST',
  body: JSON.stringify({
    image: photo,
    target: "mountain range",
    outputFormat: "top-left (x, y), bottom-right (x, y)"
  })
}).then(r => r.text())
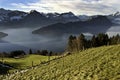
top-left (0, 8), bottom-right (120, 37)
top-left (0, 8), bottom-right (86, 28)
top-left (32, 16), bottom-right (113, 37)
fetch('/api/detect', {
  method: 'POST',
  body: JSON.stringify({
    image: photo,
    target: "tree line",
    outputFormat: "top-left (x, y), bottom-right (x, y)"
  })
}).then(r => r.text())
top-left (0, 49), bottom-right (57, 58)
top-left (67, 33), bottom-right (120, 52)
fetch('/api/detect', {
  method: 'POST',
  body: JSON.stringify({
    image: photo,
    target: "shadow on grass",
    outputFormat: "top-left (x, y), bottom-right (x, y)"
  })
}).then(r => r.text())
top-left (0, 65), bottom-right (10, 75)
top-left (0, 62), bottom-right (23, 75)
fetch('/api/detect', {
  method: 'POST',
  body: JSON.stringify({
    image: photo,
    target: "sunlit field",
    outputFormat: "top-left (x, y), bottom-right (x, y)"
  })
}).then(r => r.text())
top-left (1, 45), bottom-right (120, 80)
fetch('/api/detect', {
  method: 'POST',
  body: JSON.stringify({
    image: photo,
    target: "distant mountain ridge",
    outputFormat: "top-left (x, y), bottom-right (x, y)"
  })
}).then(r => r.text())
top-left (0, 8), bottom-right (83, 28)
top-left (108, 11), bottom-right (120, 25)
top-left (0, 8), bottom-right (120, 37)
top-left (0, 32), bottom-right (8, 38)
top-left (0, 8), bottom-right (120, 28)
top-left (33, 16), bottom-right (112, 37)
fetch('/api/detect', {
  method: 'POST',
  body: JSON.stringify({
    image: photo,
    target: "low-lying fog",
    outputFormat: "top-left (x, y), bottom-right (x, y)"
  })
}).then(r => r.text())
top-left (106, 26), bottom-right (120, 37)
top-left (0, 25), bottom-right (120, 52)
top-left (0, 27), bottom-right (67, 52)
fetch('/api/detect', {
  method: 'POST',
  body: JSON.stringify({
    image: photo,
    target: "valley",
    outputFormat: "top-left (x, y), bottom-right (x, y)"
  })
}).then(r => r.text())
top-left (0, 7), bottom-right (120, 80)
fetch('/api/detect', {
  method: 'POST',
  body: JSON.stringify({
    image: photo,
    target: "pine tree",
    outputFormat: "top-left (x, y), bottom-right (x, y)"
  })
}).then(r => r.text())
top-left (115, 34), bottom-right (120, 44)
top-left (91, 35), bottom-right (97, 47)
top-left (29, 49), bottom-right (33, 54)
top-left (96, 33), bottom-right (109, 46)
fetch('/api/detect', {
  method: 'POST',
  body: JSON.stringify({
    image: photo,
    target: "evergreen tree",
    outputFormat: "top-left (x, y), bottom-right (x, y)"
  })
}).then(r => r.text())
top-left (37, 50), bottom-right (41, 54)
top-left (49, 51), bottom-right (53, 56)
top-left (66, 33), bottom-right (120, 53)
top-left (115, 34), bottom-right (120, 44)
top-left (10, 50), bottom-right (25, 58)
top-left (91, 35), bottom-right (97, 47)
top-left (29, 49), bottom-right (33, 54)
top-left (86, 40), bottom-right (92, 48)
top-left (110, 34), bottom-right (120, 45)
top-left (97, 33), bottom-right (109, 46)
top-left (41, 50), bottom-right (48, 56)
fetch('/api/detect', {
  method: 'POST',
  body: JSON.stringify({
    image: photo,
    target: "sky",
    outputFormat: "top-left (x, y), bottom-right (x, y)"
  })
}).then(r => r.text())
top-left (0, 0), bottom-right (120, 15)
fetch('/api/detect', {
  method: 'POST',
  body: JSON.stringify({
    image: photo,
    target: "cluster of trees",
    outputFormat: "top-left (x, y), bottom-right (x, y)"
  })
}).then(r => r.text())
top-left (0, 49), bottom-right (56, 58)
top-left (0, 50), bottom-right (26, 58)
top-left (29, 49), bottom-right (58, 56)
top-left (34, 50), bottom-right (54, 56)
top-left (67, 33), bottom-right (120, 52)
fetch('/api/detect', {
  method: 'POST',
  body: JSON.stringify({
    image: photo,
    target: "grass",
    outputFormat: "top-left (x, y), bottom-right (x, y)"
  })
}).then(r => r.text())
top-left (0, 45), bottom-right (120, 80)
top-left (0, 54), bottom-right (56, 69)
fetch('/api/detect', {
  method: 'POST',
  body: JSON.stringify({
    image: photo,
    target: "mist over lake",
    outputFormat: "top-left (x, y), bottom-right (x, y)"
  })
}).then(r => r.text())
top-left (106, 26), bottom-right (120, 37)
top-left (0, 27), bottom-right (67, 52)
top-left (0, 25), bottom-right (120, 52)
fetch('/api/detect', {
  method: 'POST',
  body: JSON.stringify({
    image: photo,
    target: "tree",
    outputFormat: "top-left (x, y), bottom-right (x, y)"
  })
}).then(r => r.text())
top-left (110, 34), bottom-right (120, 45)
top-left (72, 38), bottom-right (78, 51)
top-left (10, 50), bottom-right (25, 58)
top-left (41, 50), bottom-right (48, 56)
top-left (49, 51), bottom-right (53, 56)
top-left (86, 40), bottom-right (92, 48)
top-left (77, 34), bottom-right (86, 51)
top-left (36, 50), bottom-right (41, 54)
top-left (67, 35), bottom-right (77, 52)
top-left (91, 35), bottom-right (98, 47)
top-left (66, 33), bottom-right (120, 54)
top-left (96, 33), bottom-right (109, 46)
top-left (29, 49), bottom-right (33, 54)
top-left (116, 34), bottom-right (120, 44)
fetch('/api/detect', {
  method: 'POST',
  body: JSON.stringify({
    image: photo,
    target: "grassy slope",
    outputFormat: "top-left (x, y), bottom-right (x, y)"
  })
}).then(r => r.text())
top-left (1, 45), bottom-right (120, 80)
top-left (0, 55), bottom-right (55, 69)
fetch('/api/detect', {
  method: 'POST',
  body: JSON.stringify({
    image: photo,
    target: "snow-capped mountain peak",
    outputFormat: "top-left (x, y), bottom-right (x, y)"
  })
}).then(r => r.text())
top-left (45, 13), bottom-right (60, 18)
top-left (60, 12), bottom-right (76, 18)
top-left (107, 11), bottom-right (120, 24)
top-left (0, 8), bottom-right (28, 22)
top-left (0, 8), bottom-right (11, 14)
top-left (29, 10), bottom-right (39, 14)
top-left (114, 11), bottom-right (120, 16)
top-left (78, 15), bottom-right (91, 21)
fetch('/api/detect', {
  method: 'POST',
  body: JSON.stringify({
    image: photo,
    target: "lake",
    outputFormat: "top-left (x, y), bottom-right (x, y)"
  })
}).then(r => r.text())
top-left (0, 28), bottom-right (67, 52)
top-left (0, 25), bottom-right (120, 52)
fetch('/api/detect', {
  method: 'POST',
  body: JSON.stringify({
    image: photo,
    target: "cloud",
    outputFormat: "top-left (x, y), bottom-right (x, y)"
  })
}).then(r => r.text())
top-left (10, 0), bottom-right (120, 15)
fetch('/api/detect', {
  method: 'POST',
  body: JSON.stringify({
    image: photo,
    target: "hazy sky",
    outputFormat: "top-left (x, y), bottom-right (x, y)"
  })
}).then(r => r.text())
top-left (0, 0), bottom-right (120, 15)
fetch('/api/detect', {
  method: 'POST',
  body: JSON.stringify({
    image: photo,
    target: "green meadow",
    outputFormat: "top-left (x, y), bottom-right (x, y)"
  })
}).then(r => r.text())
top-left (0, 45), bottom-right (120, 80)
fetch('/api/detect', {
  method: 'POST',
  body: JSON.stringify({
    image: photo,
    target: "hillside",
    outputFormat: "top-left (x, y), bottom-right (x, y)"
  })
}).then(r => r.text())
top-left (1, 45), bottom-right (120, 80)
top-left (0, 32), bottom-right (8, 38)
top-left (33, 16), bottom-right (112, 37)
top-left (0, 55), bottom-right (56, 74)
top-left (1, 55), bottom-right (56, 69)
